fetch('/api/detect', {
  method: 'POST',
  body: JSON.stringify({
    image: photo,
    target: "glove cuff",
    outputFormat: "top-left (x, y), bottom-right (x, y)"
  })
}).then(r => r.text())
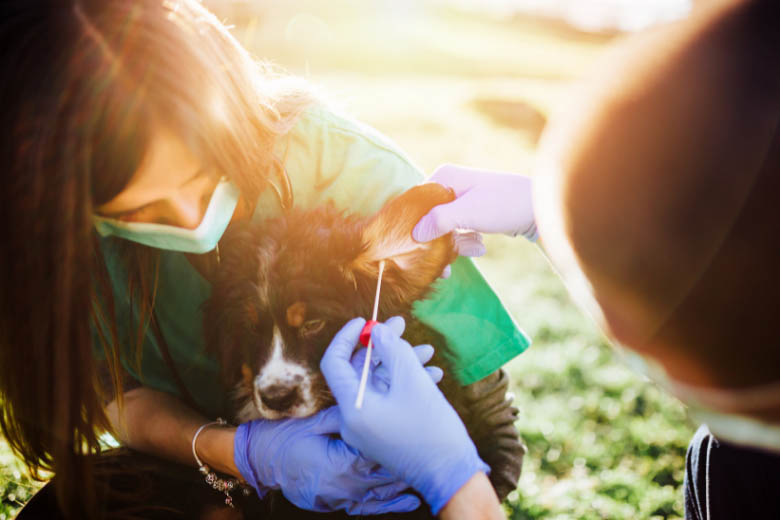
top-left (519, 220), bottom-right (539, 242)
top-left (417, 448), bottom-right (490, 515)
top-left (507, 223), bottom-right (538, 241)
top-left (508, 174), bottom-right (537, 241)
top-left (233, 422), bottom-right (274, 497)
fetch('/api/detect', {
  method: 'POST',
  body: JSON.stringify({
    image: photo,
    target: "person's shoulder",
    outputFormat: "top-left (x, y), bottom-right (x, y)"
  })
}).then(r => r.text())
top-left (291, 104), bottom-right (419, 168)
top-left (273, 103), bottom-right (424, 215)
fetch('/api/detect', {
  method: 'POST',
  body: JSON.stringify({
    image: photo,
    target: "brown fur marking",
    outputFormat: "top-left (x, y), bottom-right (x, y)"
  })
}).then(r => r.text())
top-left (286, 301), bottom-right (307, 328)
top-left (351, 183), bottom-right (456, 300)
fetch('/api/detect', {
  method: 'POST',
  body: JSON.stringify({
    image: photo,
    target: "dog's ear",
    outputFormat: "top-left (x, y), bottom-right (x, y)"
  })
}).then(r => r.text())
top-left (203, 222), bottom-right (272, 387)
top-left (349, 183), bottom-right (458, 303)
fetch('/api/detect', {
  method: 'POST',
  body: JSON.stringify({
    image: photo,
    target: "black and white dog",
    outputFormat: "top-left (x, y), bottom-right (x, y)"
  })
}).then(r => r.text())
top-left (204, 184), bottom-right (524, 514)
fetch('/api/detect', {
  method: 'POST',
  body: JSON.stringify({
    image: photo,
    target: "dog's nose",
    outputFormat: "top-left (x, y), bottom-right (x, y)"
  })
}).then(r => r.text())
top-left (258, 384), bottom-right (300, 411)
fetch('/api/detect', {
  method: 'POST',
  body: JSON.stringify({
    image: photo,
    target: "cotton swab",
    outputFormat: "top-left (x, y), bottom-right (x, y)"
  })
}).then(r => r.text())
top-left (355, 259), bottom-right (386, 409)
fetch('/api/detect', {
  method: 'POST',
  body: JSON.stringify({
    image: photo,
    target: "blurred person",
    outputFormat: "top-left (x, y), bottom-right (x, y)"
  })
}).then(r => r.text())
top-left (320, 0), bottom-right (780, 518)
top-left (0, 1), bottom-right (527, 518)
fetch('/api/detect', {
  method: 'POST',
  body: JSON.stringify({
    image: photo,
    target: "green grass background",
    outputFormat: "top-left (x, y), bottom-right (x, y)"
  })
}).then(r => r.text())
top-left (1, 2), bottom-right (695, 518)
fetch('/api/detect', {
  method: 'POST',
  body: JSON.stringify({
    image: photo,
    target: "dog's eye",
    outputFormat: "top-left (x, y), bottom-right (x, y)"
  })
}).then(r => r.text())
top-left (299, 319), bottom-right (326, 337)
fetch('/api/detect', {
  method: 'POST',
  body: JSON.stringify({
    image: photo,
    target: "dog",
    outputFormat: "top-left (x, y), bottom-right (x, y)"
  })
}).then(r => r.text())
top-left (204, 184), bottom-right (524, 515)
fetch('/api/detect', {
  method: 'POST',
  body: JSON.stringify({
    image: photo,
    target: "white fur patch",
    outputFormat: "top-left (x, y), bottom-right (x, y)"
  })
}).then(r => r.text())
top-left (235, 325), bottom-right (318, 420)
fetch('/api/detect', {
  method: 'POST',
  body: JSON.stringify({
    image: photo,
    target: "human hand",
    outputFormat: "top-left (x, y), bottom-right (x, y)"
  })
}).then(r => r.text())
top-left (413, 164), bottom-right (537, 257)
top-left (321, 317), bottom-right (489, 515)
top-left (234, 407), bottom-right (421, 515)
top-left (349, 316), bottom-right (444, 390)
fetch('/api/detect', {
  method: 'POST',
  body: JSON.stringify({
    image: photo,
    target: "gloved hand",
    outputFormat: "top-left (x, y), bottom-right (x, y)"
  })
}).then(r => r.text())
top-left (234, 406), bottom-right (421, 515)
top-left (413, 164), bottom-right (538, 257)
top-left (349, 316), bottom-right (444, 391)
top-left (321, 317), bottom-right (489, 515)
top-left (351, 344), bottom-right (444, 391)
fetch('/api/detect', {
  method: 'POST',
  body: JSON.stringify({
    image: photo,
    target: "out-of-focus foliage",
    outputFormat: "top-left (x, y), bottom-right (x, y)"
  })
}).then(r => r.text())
top-left (478, 235), bottom-right (693, 519)
top-left (0, 445), bottom-right (39, 518)
top-left (2, 1), bottom-right (696, 517)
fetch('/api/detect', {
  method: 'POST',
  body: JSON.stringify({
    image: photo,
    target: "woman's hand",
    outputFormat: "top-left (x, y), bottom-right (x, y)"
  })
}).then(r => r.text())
top-left (348, 316), bottom-right (444, 390)
top-left (413, 164), bottom-right (537, 257)
top-left (234, 407), bottom-right (420, 515)
top-left (320, 317), bottom-right (490, 515)
top-left (233, 407), bottom-right (421, 515)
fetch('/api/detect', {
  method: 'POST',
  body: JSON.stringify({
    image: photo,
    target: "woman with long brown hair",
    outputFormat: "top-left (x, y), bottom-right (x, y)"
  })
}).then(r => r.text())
top-left (0, 1), bottom-right (527, 518)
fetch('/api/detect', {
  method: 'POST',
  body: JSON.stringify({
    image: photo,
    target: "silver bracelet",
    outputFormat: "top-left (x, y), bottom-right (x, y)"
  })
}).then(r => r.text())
top-left (191, 417), bottom-right (251, 508)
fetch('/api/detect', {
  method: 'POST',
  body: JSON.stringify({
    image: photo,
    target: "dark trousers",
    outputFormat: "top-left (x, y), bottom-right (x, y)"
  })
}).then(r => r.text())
top-left (15, 448), bottom-right (433, 520)
top-left (684, 424), bottom-right (780, 520)
top-left (16, 448), bottom-right (261, 520)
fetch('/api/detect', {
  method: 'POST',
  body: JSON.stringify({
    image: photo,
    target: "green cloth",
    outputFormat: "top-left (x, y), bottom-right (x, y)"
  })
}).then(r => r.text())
top-left (95, 106), bottom-right (530, 417)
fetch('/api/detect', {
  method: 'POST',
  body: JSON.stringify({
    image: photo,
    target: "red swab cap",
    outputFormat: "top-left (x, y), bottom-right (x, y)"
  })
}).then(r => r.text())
top-left (359, 320), bottom-right (379, 347)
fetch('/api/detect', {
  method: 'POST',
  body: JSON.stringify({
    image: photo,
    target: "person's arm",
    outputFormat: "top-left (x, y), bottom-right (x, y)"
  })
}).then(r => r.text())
top-left (321, 317), bottom-right (502, 518)
top-left (104, 386), bottom-right (423, 514)
top-left (104, 386), bottom-right (240, 476)
top-left (439, 472), bottom-right (504, 520)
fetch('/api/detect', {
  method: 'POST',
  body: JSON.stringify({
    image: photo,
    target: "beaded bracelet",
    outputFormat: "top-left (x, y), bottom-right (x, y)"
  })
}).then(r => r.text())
top-left (191, 418), bottom-right (252, 508)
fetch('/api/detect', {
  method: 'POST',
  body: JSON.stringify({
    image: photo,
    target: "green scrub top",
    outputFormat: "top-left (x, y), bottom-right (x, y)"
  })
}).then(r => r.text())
top-left (95, 106), bottom-right (530, 418)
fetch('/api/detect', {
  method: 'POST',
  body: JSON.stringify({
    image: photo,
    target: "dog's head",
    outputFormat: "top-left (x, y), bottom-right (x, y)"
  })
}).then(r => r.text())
top-left (205, 183), bottom-right (456, 421)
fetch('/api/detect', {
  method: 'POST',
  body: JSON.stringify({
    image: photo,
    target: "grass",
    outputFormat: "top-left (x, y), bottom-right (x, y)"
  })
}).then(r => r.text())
top-left (1, 2), bottom-right (696, 517)
top-left (477, 236), bottom-right (692, 519)
top-left (0, 444), bottom-right (40, 518)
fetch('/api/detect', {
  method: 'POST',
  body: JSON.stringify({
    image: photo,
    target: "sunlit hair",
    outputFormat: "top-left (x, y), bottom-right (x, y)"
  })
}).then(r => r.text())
top-left (538, 0), bottom-right (780, 390)
top-left (0, 0), bottom-right (313, 516)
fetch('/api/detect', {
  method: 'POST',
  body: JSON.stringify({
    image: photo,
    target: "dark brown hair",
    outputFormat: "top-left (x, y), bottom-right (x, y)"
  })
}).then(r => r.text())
top-left (0, 0), bottom-right (311, 516)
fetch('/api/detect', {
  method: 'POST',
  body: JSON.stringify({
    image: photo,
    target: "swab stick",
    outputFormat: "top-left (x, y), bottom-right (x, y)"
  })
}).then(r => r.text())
top-left (355, 259), bottom-right (386, 409)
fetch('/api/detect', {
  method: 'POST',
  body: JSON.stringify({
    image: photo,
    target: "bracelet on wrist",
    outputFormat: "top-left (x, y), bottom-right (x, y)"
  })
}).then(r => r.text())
top-left (191, 417), bottom-right (252, 508)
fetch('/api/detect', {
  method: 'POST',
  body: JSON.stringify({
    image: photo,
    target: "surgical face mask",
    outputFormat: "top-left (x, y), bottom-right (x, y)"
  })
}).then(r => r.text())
top-left (93, 177), bottom-right (240, 254)
top-left (621, 349), bottom-right (780, 453)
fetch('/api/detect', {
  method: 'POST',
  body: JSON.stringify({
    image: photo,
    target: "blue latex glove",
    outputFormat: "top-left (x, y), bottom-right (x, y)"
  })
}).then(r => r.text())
top-left (351, 343), bottom-right (444, 392)
top-left (320, 317), bottom-right (489, 515)
top-left (349, 316), bottom-right (444, 390)
top-left (234, 406), bottom-right (421, 515)
top-left (413, 164), bottom-right (538, 257)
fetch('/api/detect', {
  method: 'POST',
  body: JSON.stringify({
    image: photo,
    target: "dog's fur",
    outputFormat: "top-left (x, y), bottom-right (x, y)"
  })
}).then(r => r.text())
top-left (204, 184), bottom-right (522, 515)
top-left (205, 184), bottom-right (458, 422)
